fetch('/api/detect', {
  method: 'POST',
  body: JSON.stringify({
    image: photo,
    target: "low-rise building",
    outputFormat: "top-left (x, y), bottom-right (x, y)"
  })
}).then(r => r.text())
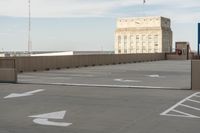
top-left (176, 42), bottom-right (190, 55)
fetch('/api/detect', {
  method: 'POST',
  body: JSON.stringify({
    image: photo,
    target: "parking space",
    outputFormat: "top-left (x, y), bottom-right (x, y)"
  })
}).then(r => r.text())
top-left (0, 60), bottom-right (198, 133)
top-left (161, 92), bottom-right (200, 118)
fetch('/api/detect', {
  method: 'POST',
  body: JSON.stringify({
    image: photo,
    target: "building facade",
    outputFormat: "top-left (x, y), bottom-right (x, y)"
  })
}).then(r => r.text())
top-left (115, 16), bottom-right (172, 54)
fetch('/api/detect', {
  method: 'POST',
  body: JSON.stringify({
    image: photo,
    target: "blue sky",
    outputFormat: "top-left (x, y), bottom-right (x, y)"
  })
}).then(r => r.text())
top-left (0, 0), bottom-right (200, 51)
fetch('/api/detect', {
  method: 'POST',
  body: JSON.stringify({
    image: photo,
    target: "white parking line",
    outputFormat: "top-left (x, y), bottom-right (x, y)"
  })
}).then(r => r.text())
top-left (180, 104), bottom-right (200, 111)
top-left (69, 74), bottom-right (94, 77)
top-left (187, 99), bottom-right (200, 104)
top-left (194, 95), bottom-right (200, 98)
top-left (47, 82), bottom-right (180, 89)
top-left (160, 92), bottom-right (200, 119)
top-left (169, 109), bottom-right (200, 118)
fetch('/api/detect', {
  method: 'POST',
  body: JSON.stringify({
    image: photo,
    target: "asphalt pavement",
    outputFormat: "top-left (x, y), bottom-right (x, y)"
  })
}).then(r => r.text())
top-left (19, 60), bottom-right (191, 89)
top-left (0, 60), bottom-right (199, 133)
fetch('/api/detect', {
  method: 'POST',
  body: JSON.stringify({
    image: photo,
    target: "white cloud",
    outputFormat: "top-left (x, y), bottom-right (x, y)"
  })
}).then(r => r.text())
top-left (0, 0), bottom-right (141, 17)
top-left (0, 0), bottom-right (200, 22)
top-left (0, 32), bottom-right (9, 36)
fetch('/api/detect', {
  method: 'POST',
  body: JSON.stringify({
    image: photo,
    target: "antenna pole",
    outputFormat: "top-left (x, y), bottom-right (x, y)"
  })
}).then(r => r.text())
top-left (198, 23), bottom-right (200, 56)
top-left (143, 0), bottom-right (145, 5)
top-left (142, 0), bottom-right (146, 16)
top-left (28, 0), bottom-right (32, 54)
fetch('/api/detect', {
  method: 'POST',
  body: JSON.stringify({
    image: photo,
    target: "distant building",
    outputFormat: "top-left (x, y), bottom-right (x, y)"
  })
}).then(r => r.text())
top-left (175, 42), bottom-right (190, 55)
top-left (0, 52), bottom-right (11, 57)
top-left (0, 53), bottom-right (5, 57)
top-left (115, 16), bottom-right (173, 54)
top-left (31, 51), bottom-right (114, 56)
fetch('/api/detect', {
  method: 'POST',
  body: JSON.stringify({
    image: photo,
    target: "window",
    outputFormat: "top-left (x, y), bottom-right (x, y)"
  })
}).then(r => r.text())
top-left (142, 35), bottom-right (145, 43)
top-left (118, 44), bottom-right (121, 49)
top-left (130, 46), bottom-right (134, 51)
top-left (124, 35), bottom-right (127, 51)
top-left (124, 49), bottom-right (127, 53)
top-left (130, 35), bottom-right (134, 44)
top-left (136, 35), bottom-right (139, 43)
top-left (154, 35), bottom-right (158, 43)
top-left (148, 35), bottom-right (152, 43)
top-left (118, 36), bottom-right (121, 44)
top-left (154, 35), bottom-right (159, 49)
top-left (124, 35), bottom-right (127, 44)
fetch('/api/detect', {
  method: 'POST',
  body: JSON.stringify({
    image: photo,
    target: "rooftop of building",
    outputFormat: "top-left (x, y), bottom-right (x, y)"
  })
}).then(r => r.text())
top-left (117, 16), bottom-right (170, 21)
top-left (116, 16), bottom-right (171, 29)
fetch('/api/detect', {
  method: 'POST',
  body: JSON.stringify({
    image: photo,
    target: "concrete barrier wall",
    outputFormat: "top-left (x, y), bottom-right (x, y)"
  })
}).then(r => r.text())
top-left (191, 60), bottom-right (200, 90)
top-left (11, 53), bottom-right (165, 72)
top-left (0, 69), bottom-right (17, 83)
top-left (0, 58), bottom-right (16, 68)
top-left (0, 59), bottom-right (17, 83)
top-left (166, 54), bottom-right (187, 60)
top-left (166, 53), bottom-right (194, 60)
top-left (193, 55), bottom-right (200, 59)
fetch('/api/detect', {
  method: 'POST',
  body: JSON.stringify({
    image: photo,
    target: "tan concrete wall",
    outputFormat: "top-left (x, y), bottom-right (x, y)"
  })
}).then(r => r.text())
top-left (166, 54), bottom-right (187, 60)
top-left (193, 55), bottom-right (200, 59)
top-left (0, 59), bottom-right (17, 83)
top-left (0, 58), bottom-right (16, 68)
top-left (192, 60), bottom-right (200, 90)
top-left (10, 53), bottom-right (165, 72)
top-left (0, 69), bottom-right (17, 83)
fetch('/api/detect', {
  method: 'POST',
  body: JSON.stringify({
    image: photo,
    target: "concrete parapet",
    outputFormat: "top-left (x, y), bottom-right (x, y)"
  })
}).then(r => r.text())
top-left (1, 53), bottom-right (165, 73)
top-left (166, 54), bottom-right (187, 60)
top-left (191, 60), bottom-right (200, 90)
top-left (0, 68), bottom-right (17, 83)
top-left (0, 58), bottom-right (16, 68)
top-left (166, 53), bottom-right (194, 60)
top-left (0, 58), bottom-right (17, 83)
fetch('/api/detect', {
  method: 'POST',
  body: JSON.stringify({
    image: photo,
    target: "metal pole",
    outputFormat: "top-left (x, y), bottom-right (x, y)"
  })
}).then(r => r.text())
top-left (143, 0), bottom-right (146, 5)
top-left (197, 23), bottom-right (200, 56)
top-left (28, 0), bottom-right (32, 54)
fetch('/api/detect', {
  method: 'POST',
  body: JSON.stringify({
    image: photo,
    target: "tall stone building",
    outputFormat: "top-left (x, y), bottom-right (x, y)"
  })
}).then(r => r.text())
top-left (115, 16), bottom-right (172, 54)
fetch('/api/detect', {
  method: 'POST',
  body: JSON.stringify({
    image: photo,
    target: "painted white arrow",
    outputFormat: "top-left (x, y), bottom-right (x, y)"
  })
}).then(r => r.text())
top-left (114, 78), bottom-right (141, 83)
top-left (147, 74), bottom-right (166, 78)
top-left (147, 74), bottom-right (160, 78)
top-left (149, 75), bottom-right (160, 78)
top-left (29, 110), bottom-right (72, 127)
top-left (4, 89), bottom-right (45, 99)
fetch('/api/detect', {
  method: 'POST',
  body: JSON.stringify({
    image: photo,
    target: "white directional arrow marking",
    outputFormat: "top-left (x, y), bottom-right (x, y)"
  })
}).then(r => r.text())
top-left (29, 111), bottom-right (72, 127)
top-left (4, 89), bottom-right (44, 99)
top-left (148, 75), bottom-right (160, 78)
top-left (146, 74), bottom-right (165, 78)
top-left (114, 78), bottom-right (141, 83)
top-left (33, 118), bottom-right (72, 127)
